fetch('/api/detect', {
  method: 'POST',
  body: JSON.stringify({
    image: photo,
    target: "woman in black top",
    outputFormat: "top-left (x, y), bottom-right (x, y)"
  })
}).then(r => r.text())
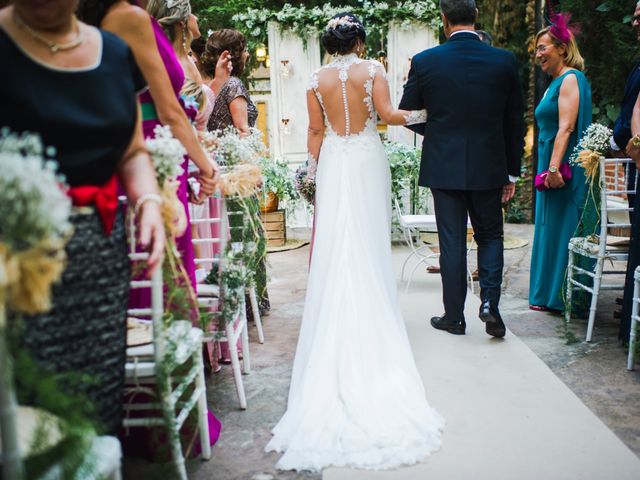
top-left (0, 0), bottom-right (164, 434)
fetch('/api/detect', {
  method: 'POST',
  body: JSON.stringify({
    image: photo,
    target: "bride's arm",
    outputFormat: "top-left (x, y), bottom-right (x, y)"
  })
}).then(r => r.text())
top-left (307, 89), bottom-right (325, 170)
top-left (372, 65), bottom-right (426, 126)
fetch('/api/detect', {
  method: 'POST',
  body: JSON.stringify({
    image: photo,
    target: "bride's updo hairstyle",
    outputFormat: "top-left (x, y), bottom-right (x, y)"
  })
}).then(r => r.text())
top-left (321, 13), bottom-right (366, 56)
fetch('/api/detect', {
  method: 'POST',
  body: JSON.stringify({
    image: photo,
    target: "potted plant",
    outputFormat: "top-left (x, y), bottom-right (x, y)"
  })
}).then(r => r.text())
top-left (259, 156), bottom-right (299, 212)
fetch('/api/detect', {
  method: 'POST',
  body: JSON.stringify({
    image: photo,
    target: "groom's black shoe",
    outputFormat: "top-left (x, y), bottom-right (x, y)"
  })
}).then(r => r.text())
top-left (430, 315), bottom-right (466, 335)
top-left (479, 300), bottom-right (506, 338)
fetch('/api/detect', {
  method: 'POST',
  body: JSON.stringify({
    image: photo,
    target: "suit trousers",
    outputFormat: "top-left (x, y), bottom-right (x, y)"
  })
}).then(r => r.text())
top-left (431, 188), bottom-right (504, 322)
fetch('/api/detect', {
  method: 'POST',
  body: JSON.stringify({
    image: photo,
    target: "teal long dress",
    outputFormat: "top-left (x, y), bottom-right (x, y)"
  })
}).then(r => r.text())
top-left (529, 70), bottom-right (593, 311)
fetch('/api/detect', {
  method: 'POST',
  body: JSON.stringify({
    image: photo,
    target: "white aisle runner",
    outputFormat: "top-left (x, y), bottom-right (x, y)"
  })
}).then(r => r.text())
top-left (324, 248), bottom-right (640, 480)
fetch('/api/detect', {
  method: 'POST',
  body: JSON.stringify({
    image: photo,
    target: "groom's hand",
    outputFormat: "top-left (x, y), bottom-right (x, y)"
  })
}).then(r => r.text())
top-left (502, 182), bottom-right (516, 203)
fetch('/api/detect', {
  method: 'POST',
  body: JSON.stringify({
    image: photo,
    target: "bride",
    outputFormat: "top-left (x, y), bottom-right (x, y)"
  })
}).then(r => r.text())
top-left (265, 13), bottom-right (444, 472)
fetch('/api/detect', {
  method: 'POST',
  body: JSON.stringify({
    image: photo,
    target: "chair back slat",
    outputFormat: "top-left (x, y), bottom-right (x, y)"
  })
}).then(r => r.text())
top-left (599, 158), bottom-right (637, 243)
top-left (192, 193), bottom-right (228, 277)
top-left (150, 266), bottom-right (164, 363)
top-left (192, 238), bottom-right (221, 245)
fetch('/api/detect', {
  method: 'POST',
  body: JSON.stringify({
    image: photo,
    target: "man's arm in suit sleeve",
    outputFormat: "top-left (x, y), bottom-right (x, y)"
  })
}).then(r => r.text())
top-left (612, 69), bottom-right (640, 150)
top-left (399, 58), bottom-right (426, 135)
top-left (504, 53), bottom-right (524, 179)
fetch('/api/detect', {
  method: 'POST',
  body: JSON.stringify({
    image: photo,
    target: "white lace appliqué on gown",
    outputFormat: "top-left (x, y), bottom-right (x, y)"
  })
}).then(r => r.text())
top-left (265, 54), bottom-right (443, 472)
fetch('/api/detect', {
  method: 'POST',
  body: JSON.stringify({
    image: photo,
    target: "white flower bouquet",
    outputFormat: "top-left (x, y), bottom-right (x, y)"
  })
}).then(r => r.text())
top-left (569, 123), bottom-right (612, 179)
top-left (0, 128), bottom-right (72, 314)
top-left (146, 125), bottom-right (185, 186)
top-left (201, 127), bottom-right (266, 198)
top-left (208, 127), bottom-right (266, 167)
top-left (0, 128), bottom-right (71, 252)
top-left (146, 125), bottom-right (187, 236)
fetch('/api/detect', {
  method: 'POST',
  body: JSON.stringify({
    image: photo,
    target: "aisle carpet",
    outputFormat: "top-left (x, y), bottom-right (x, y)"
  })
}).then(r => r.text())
top-left (324, 250), bottom-right (640, 480)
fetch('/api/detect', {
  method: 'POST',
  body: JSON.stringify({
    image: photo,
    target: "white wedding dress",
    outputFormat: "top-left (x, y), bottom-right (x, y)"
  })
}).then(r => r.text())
top-left (265, 54), bottom-right (444, 472)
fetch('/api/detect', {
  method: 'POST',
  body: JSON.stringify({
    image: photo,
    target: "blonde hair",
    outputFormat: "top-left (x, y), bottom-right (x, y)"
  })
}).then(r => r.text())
top-left (146, 0), bottom-right (191, 43)
top-left (535, 26), bottom-right (585, 71)
top-left (180, 78), bottom-right (207, 113)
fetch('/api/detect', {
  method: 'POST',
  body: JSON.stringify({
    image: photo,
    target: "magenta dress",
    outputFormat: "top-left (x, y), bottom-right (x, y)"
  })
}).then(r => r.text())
top-left (125, 16), bottom-right (220, 457)
top-left (138, 18), bottom-right (196, 290)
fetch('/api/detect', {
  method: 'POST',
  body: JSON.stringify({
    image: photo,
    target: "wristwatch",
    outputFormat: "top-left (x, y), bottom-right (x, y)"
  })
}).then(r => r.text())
top-left (549, 166), bottom-right (559, 174)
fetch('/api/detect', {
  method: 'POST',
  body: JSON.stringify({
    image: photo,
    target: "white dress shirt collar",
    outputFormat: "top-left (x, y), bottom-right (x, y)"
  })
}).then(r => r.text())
top-left (449, 30), bottom-right (479, 38)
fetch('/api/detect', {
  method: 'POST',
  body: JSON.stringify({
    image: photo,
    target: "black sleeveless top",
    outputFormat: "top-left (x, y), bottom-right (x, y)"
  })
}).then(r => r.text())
top-left (0, 28), bottom-right (146, 186)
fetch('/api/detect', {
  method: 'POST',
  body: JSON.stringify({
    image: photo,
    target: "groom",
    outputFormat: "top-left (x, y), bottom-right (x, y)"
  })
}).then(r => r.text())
top-left (399, 0), bottom-right (524, 337)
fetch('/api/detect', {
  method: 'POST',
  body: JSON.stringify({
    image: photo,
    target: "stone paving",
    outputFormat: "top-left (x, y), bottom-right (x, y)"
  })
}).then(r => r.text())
top-left (124, 223), bottom-right (640, 480)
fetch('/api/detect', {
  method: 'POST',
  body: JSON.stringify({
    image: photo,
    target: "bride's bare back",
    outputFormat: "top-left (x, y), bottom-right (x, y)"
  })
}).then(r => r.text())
top-left (312, 55), bottom-right (383, 137)
top-left (307, 54), bottom-right (426, 149)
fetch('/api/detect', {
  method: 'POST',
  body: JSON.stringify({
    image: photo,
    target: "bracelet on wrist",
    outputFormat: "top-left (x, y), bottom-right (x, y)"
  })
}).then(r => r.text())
top-left (134, 193), bottom-right (163, 217)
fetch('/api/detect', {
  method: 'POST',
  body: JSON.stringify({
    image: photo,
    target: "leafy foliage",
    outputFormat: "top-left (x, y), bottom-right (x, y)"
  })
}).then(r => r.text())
top-left (557, 0), bottom-right (638, 125)
top-left (192, 1), bottom-right (439, 73)
top-left (260, 157), bottom-right (299, 207)
top-left (385, 141), bottom-right (430, 232)
top-left (7, 324), bottom-right (96, 479)
top-left (204, 196), bottom-right (267, 331)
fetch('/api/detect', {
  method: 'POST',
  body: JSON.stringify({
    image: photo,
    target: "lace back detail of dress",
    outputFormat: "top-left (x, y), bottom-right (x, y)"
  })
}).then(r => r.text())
top-left (308, 54), bottom-right (384, 139)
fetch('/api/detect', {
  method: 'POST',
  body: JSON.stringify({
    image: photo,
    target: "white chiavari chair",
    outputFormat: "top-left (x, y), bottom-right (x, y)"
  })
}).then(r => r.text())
top-left (566, 157), bottom-right (636, 341)
top-left (122, 211), bottom-right (210, 480)
top-left (627, 266), bottom-right (640, 370)
top-left (192, 195), bottom-right (254, 410)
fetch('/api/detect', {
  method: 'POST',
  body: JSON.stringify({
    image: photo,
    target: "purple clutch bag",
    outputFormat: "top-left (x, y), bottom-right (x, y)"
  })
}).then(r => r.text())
top-left (534, 163), bottom-right (572, 191)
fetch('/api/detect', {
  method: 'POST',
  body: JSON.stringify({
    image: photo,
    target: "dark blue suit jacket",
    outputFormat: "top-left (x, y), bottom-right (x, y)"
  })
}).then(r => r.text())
top-left (399, 32), bottom-right (524, 190)
top-left (613, 62), bottom-right (640, 150)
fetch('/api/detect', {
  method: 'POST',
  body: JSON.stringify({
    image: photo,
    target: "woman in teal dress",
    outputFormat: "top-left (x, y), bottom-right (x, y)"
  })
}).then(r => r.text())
top-left (529, 25), bottom-right (594, 312)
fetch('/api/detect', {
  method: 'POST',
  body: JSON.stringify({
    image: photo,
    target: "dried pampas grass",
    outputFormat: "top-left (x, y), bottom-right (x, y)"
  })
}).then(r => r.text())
top-left (220, 165), bottom-right (262, 198)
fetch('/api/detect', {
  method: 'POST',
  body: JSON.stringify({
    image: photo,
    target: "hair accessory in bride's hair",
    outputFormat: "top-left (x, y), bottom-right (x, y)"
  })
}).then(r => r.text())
top-left (166, 0), bottom-right (181, 9)
top-left (326, 16), bottom-right (359, 30)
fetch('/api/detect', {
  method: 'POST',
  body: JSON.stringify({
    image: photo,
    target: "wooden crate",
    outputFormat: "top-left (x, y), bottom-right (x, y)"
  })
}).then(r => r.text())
top-left (263, 209), bottom-right (286, 247)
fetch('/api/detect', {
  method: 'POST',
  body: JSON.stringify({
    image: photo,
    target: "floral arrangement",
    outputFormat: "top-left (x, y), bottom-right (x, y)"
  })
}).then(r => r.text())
top-left (0, 128), bottom-right (72, 314)
top-left (203, 127), bottom-right (266, 198)
top-left (569, 123), bottom-right (612, 180)
top-left (0, 129), bottom-right (71, 253)
top-left (210, 245), bottom-right (247, 332)
top-left (327, 15), bottom-right (360, 30)
top-left (220, 164), bottom-right (263, 198)
top-left (294, 157), bottom-right (316, 206)
top-left (146, 125), bottom-right (185, 186)
top-left (207, 127), bottom-right (266, 167)
top-left (198, 128), bottom-right (268, 329)
top-left (260, 156), bottom-right (299, 208)
top-left (0, 129), bottom-right (97, 480)
top-left (146, 125), bottom-right (187, 237)
top-left (230, 1), bottom-right (440, 48)
top-left (203, 199), bottom-right (265, 330)
top-left (145, 125), bottom-right (201, 326)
